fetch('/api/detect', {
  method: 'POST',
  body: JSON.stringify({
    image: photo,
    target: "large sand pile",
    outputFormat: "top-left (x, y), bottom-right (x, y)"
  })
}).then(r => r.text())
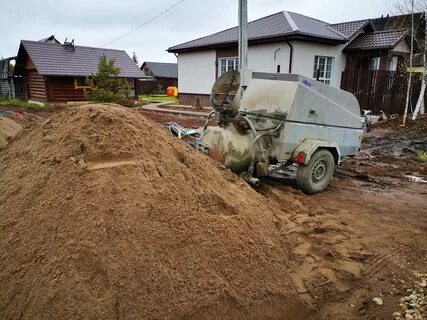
top-left (0, 116), bottom-right (22, 148)
top-left (0, 104), bottom-right (307, 320)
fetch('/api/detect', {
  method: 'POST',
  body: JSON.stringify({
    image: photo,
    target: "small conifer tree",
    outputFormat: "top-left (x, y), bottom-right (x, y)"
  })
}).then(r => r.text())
top-left (86, 55), bottom-right (131, 106)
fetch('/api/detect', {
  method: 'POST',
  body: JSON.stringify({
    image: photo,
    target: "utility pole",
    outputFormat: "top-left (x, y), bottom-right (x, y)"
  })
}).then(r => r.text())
top-left (238, 0), bottom-right (248, 87)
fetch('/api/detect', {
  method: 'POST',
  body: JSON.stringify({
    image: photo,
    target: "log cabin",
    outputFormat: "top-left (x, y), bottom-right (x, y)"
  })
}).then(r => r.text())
top-left (14, 39), bottom-right (144, 103)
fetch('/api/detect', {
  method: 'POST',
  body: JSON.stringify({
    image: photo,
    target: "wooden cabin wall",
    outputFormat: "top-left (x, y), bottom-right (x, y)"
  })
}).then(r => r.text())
top-left (24, 56), bottom-right (47, 101)
top-left (24, 69), bottom-right (47, 101)
top-left (46, 77), bottom-right (86, 102)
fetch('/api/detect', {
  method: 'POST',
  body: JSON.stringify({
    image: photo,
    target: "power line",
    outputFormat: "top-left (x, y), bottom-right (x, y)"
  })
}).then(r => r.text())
top-left (101, 0), bottom-right (185, 48)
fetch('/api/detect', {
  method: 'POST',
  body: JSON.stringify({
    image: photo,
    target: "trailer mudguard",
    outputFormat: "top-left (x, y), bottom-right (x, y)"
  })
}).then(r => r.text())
top-left (292, 139), bottom-right (341, 165)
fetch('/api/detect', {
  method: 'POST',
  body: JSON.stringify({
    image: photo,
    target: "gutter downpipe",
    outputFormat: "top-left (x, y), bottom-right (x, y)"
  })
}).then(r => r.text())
top-left (285, 39), bottom-right (293, 74)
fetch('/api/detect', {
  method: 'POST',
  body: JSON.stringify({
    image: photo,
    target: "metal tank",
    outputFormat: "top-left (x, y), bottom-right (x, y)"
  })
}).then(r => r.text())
top-left (200, 70), bottom-right (364, 194)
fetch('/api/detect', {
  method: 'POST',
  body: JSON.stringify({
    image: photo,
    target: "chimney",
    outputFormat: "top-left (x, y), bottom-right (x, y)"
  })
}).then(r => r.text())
top-left (63, 38), bottom-right (75, 52)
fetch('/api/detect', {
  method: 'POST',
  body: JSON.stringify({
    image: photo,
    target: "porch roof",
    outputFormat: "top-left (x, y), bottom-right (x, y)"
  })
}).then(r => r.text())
top-left (344, 29), bottom-right (409, 51)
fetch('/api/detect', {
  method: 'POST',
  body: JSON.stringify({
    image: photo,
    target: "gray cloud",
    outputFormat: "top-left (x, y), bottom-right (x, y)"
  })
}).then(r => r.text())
top-left (1, 0), bottom-right (389, 63)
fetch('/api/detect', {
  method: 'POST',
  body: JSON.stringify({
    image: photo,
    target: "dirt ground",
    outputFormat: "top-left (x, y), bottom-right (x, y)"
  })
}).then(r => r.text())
top-left (0, 105), bottom-right (426, 319)
top-left (258, 125), bottom-right (427, 319)
top-left (139, 109), bottom-right (214, 129)
top-left (135, 112), bottom-right (427, 319)
top-left (0, 116), bottom-right (22, 147)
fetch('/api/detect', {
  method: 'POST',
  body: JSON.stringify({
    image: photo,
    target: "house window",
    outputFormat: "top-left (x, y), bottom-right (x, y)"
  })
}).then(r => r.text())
top-left (74, 77), bottom-right (91, 89)
top-left (313, 56), bottom-right (334, 84)
top-left (370, 57), bottom-right (381, 70)
top-left (389, 56), bottom-right (398, 71)
top-left (218, 57), bottom-right (238, 76)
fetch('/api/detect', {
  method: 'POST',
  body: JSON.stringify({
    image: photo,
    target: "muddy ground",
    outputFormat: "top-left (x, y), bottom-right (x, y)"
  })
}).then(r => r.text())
top-left (258, 126), bottom-right (427, 319)
top-left (142, 112), bottom-right (427, 320)
top-left (2, 106), bottom-right (426, 319)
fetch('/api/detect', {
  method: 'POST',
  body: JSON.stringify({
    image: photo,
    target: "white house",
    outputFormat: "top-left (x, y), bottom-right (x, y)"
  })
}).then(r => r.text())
top-left (168, 11), bottom-right (412, 107)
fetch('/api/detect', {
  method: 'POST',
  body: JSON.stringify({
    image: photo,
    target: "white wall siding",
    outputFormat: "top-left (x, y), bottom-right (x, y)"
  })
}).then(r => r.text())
top-left (178, 50), bottom-right (216, 94)
top-left (291, 42), bottom-right (347, 88)
top-left (247, 43), bottom-right (290, 74)
top-left (177, 41), bottom-right (347, 94)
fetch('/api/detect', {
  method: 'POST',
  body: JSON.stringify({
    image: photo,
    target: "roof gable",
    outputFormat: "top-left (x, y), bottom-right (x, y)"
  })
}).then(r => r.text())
top-left (168, 11), bottom-right (346, 53)
top-left (38, 35), bottom-right (61, 44)
top-left (17, 40), bottom-right (144, 78)
top-left (141, 61), bottom-right (177, 78)
top-left (327, 19), bottom-right (371, 38)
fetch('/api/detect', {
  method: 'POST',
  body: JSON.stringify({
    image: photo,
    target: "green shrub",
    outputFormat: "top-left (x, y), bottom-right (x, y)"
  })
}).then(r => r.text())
top-left (417, 150), bottom-right (427, 163)
top-left (85, 55), bottom-right (131, 106)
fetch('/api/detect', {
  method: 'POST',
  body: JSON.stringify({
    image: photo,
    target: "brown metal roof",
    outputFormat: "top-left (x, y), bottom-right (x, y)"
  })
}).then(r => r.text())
top-left (344, 30), bottom-right (409, 51)
top-left (141, 61), bottom-right (177, 78)
top-left (17, 40), bottom-right (144, 78)
top-left (168, 11), bottom-right (347, 53)
top-left (327, 20), bottom-right (370, 38)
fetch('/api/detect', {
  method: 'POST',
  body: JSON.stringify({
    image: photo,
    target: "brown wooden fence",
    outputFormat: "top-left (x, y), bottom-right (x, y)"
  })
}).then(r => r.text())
top-left (341, 68), bottom-right (424, 116)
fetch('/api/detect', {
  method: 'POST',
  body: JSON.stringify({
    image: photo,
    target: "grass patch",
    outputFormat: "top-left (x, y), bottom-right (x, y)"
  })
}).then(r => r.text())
top-left (0, 97), bottom-right (47, 109)
top-left (417, 150), bottom-right (427, 163)
top-left (139, 94), bottom-right (178, 102)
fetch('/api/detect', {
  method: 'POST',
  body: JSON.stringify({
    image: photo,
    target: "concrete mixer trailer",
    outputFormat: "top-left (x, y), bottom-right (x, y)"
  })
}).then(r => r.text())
top-left (200, 70), bottom-right (364, 194)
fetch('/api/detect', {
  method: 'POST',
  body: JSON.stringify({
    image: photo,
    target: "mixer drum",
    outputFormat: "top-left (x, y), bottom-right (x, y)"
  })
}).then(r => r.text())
top-left (210, 70), bottom-right (241, 116)
top-left (201, 123), bottom-right (253, 174)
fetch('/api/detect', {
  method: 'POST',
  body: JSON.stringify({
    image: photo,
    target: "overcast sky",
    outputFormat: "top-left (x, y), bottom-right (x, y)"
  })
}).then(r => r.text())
top-left (1, 0), bottom-right (390, 64)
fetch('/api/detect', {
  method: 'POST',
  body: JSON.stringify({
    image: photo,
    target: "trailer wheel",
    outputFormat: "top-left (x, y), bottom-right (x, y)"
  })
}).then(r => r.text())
top-left (296, 149), bottom-right (335, 194)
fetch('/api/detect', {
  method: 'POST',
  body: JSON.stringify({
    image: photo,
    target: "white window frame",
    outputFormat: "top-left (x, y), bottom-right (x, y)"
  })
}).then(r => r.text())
top-left (389, 56), bottom-right (398, 71)
top-left (370, 57), bottom-right (381, 70)
top-left (218, 57), bottom-right (239, 77)
top-left (74, 77), bottom-right (91, 89)
top-left (313, 56), bottom-right (334, 84)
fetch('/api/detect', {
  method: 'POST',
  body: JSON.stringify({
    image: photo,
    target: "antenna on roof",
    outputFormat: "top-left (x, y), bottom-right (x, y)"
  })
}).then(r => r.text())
top-left (63, 38), bottom-right (75, 52)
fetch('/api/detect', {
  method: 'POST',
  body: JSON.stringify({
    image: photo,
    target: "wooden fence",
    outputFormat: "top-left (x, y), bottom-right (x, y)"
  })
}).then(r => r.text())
top-left (341, 68), bottom-right (424, 116)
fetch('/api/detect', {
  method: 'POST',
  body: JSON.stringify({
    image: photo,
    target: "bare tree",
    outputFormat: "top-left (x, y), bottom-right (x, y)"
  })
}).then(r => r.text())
top-left (413, 13), bottom-right (427, 119)
top-left (132, 52), bottom-right (139, 66)
top-left (389, 0), bottom-right (426, 121)
top-left (388, 0), bottom-right (426, 14)
top-left (402, 0), bottom-right (415, 126)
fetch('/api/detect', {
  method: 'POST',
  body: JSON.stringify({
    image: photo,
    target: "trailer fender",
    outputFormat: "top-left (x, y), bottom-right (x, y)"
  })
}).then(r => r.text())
top-left (292, 139), bottom-right (341, 165)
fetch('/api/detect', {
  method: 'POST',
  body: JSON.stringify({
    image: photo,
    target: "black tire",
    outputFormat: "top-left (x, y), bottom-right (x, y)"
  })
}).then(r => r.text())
top-left (296, 149), bottom-right (335, 194)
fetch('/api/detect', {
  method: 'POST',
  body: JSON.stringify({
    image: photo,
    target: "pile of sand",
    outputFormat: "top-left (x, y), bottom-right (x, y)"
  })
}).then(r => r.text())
top-left (0, 104), bottom-right (307, 320)
top-left (0, 116), bottom-right (22, 148)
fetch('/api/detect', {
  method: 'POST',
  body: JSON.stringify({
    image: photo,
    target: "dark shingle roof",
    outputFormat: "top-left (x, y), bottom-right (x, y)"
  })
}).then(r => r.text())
top-left (142, 61), bottom-right (177, 78)
top-left (344, 30), bottom-right (409, 51)
top-left (20, 40), bottom-right (144, 78)
top-left (287, 11), bottom-right (344, 39)
top-left (327, 20), bottom-right (370, 38)
top-left (38, 35), bottom-right (61, 44)
top-left (168, 11), bottom-right (346, 52)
